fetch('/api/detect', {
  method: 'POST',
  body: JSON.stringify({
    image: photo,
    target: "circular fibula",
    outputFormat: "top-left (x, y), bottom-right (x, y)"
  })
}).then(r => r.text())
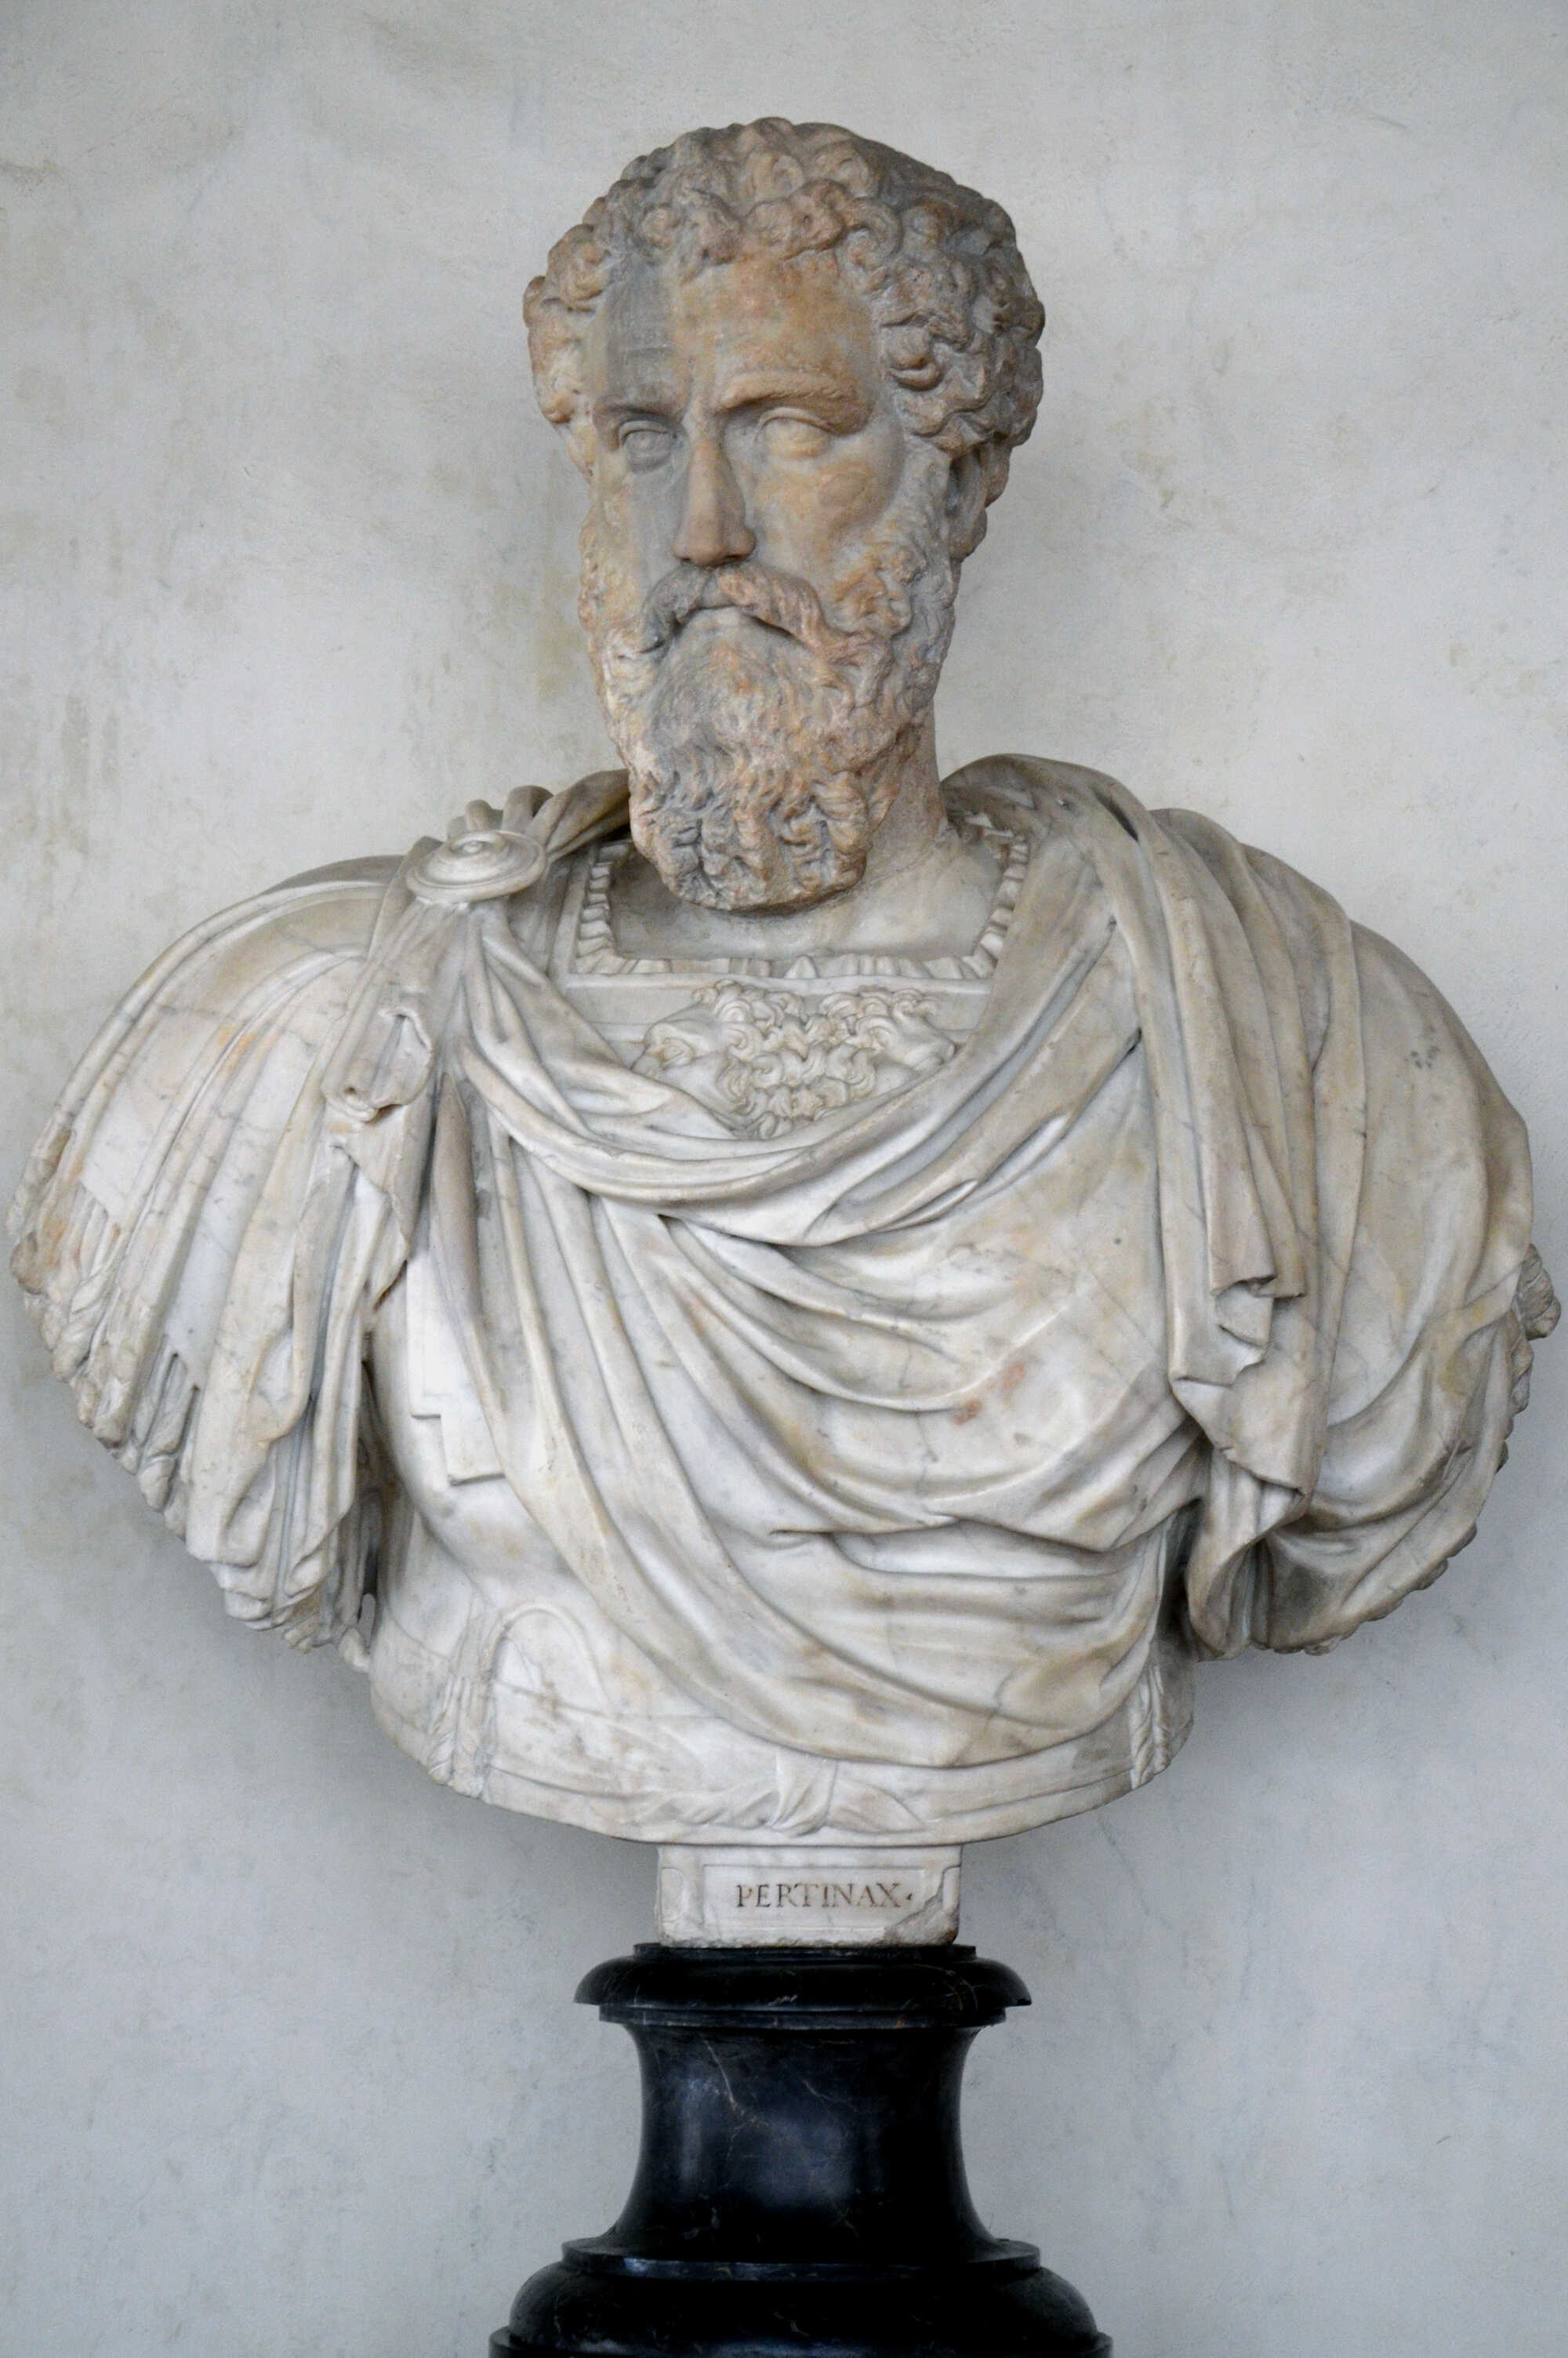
top-left (405, 813), bottom-right (546, 907)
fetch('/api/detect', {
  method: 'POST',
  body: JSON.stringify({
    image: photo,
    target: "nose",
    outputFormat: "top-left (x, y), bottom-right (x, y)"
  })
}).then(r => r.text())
top-left (672, 431), bottom-right (756, 568)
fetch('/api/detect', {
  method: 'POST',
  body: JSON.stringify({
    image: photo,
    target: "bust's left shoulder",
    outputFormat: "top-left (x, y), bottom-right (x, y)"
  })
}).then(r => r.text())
top-left (1164, 801), bottom-right (1521, 1110)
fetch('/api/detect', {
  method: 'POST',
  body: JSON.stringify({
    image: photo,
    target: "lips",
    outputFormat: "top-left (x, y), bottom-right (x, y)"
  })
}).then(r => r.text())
top-left (679, 603), bottom-right (794, 641)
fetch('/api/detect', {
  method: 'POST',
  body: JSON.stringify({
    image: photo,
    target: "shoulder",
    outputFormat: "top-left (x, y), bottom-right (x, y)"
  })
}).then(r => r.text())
top-left (49, 855), bottom-right (394, 1064)
top-left (56, 858), bottom-right (398, 1063)
top-left (141, 856), bottom-right (399, 1013)
top-left (1146, 795), bottom-right (1537, 1372)
top-left (948, 753), bottom-right (1530, 1192)
top-left (946, 754), bottom-right (1352, 1029)
top-left (10, 859), bottom-right (398, 1342)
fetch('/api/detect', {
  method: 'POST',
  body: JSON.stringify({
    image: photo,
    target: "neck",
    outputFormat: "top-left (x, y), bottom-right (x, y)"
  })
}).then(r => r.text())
top-left (844, 710), bottom-right (949, 899)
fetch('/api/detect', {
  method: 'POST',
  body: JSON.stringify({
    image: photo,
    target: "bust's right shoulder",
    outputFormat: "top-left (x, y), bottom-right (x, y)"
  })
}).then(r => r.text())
top-left (9, 858), bottom-right (401, 1342)
top-left (79, 853), bottom-right (400, 1028)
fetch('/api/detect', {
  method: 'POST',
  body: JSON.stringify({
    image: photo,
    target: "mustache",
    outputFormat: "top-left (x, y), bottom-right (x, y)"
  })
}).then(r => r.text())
top-left (636, 561), bottom-right (866, 667)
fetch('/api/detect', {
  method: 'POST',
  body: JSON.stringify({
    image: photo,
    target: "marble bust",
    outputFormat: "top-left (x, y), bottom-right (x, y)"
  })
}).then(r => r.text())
top-left (11, 119), bottom-right (1556, 1943)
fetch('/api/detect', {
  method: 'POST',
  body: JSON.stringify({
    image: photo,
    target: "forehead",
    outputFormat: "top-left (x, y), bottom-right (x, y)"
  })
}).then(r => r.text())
top-left (586, 246), bottom-right (883, 410)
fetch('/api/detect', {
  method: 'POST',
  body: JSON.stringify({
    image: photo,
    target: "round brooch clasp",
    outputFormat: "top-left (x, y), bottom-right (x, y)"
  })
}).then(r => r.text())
top-left (406, 799), bottom-right (547, 907)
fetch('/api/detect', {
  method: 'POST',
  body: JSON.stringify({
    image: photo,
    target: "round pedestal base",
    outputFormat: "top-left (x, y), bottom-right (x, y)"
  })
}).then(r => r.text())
top-left (492, 2265), bottom-right (1106, 2356)
top-left (490, 1947), bottom-right (1110, 2357)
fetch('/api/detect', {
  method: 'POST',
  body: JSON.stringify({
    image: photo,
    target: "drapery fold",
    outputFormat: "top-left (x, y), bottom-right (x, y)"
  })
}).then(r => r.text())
top-left (11, 759), bottom-right (1545, 1761)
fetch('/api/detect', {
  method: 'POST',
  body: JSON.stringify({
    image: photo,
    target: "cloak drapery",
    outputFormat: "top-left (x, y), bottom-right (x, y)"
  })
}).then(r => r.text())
top-left (11, 760), bottom-right (1553, 1831)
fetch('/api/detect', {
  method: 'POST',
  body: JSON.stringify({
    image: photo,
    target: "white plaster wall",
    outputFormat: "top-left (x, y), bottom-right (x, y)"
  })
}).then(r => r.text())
top-left (3, 3), bottom-right (1564, 2352)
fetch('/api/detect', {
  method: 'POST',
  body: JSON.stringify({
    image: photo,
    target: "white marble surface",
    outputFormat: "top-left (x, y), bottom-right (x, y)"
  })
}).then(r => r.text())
top-left (13, 747), bottom-right (1550, 1865)
top-left (655, 1845), bottom-right (962, 1945)
top-left (3, 5), bottom-right (1567, 2355)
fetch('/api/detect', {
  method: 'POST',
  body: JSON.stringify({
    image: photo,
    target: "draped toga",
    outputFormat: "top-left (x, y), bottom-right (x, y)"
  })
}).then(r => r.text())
top-left (10, 759), bottom-right (1555, 1842)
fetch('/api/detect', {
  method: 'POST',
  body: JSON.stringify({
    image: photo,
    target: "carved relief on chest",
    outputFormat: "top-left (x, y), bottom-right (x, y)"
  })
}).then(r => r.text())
top-left (633, 979), bottom-right (960, 1137)
top-left (546, 814), bottom-right (1030, 1127)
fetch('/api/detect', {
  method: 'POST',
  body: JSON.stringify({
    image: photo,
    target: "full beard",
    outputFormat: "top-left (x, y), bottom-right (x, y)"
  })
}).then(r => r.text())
top-left (578, 467), bottom-right (959, 912)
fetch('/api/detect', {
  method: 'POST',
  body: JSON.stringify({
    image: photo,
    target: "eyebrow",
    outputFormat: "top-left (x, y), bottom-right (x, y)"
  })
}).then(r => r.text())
top-left (593, 343), bottom-right (686, 423)
top-left (594, 384), bottom-right (684, 424)
top-left (713, 370), bottom-right (873, 430)
top-left (592, 366), bottom-right (877, 438)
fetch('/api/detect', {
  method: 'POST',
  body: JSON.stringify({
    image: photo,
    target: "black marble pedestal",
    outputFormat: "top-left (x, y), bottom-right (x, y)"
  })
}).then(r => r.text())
top-left (489, 1945), bottom-right (1110, 2357)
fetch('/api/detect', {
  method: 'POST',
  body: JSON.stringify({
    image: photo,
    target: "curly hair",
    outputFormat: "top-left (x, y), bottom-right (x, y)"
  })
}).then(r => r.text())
top-left (524, 118), bottom-right (1044, 515)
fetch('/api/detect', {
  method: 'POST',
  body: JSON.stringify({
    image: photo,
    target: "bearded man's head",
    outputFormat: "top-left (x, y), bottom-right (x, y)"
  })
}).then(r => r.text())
top-left (525, 120), bottom-right (1044, 911)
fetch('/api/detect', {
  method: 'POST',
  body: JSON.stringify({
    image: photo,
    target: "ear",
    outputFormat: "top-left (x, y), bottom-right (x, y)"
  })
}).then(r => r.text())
top-left (944, 449), bottom-right (989, 563)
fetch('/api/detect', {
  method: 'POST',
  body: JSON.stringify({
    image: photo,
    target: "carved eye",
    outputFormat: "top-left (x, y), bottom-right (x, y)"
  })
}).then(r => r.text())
top-left (619, 420), bottom-right (675, 471)
top-left (758, 414), bottom-right (833, 460)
